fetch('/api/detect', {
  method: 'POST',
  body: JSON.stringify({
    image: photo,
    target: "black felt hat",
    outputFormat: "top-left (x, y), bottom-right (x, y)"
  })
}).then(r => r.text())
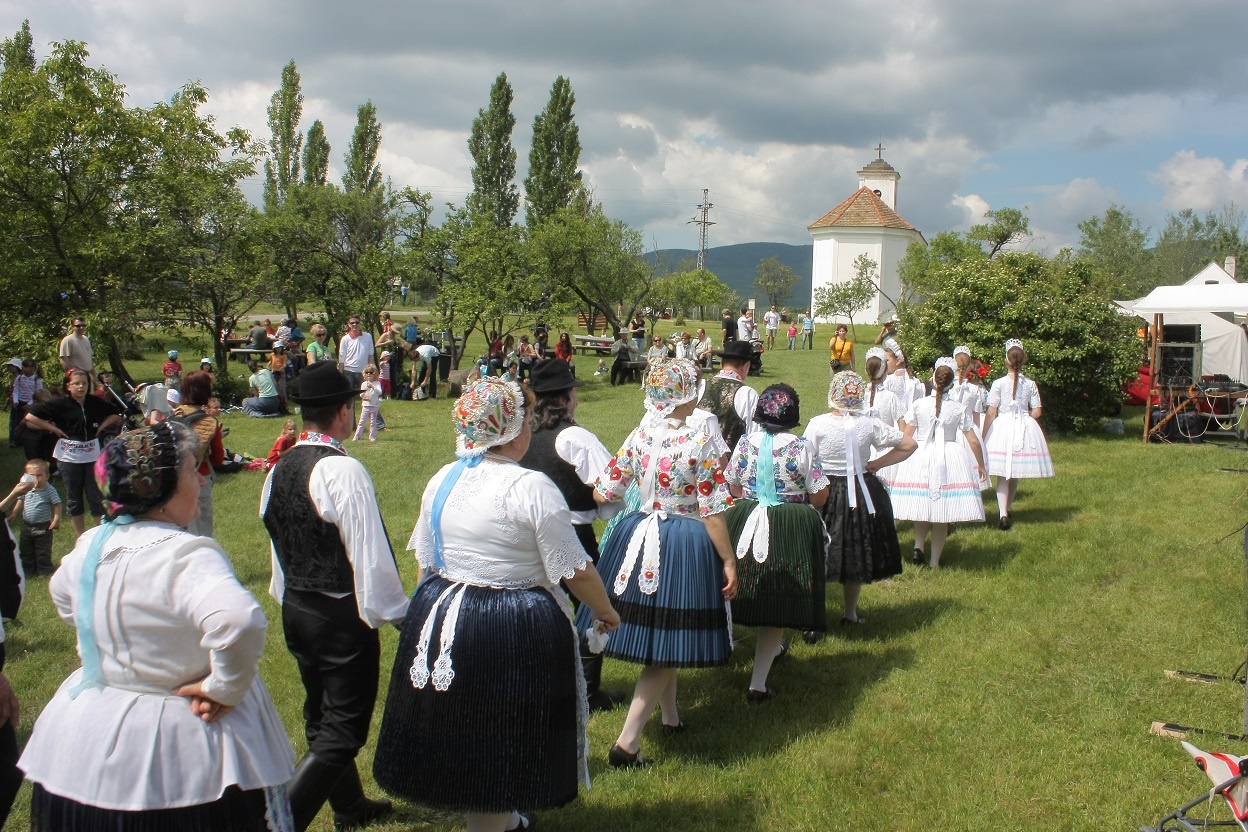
top-left (530, 359), bottom-right (585, 394)
top-left (289, 361), bottom-right (357, 406)
top-left (713, 340), bottom-right (754, 361)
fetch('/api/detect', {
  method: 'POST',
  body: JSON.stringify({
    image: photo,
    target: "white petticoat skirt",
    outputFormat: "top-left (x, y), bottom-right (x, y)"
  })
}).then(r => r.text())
top-left (984, 410), bottom-right (1054, 480)
top-left (888, 438), bottom-right (986, 524)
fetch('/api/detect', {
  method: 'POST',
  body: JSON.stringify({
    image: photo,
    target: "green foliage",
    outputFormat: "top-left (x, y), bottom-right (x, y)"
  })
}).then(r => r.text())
top-left (466, 72), bottom-right (518, 230)
top-left (753, 256), bottom-right (799, 309)
top-left (301, 119), bottom-right (330, 187)
top-left (343, 100), bottom-right (382, 194)
top-left (0, 18), bottom-right (34, 71)
top-left (899, 251), bottom-right (1139, 432)
top-left (1150, 205), bottom-right (1248, 288)
top-left (813, 254), bottom-right (877, 329)
top-left (652, 269), bottom-right (729, 325)
top-left (967, 206), bottom-right (1031, 257)
top-left (524, 75), bottom-right (582, 227)
top-left (1075, 203), bottom-right (1152, 297)
top-left (897, 231), bottom-right (985, 302)
top-left (262, 59), bottom-right (303, 210)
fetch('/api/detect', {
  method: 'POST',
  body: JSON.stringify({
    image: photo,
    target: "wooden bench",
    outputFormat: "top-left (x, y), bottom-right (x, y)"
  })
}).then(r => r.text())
top-left (577, 312), bottom-right (606, 332)
top-left (573, 335), bottom-right (613, 356)
top-left (230, 348), bottom-right (274, 363)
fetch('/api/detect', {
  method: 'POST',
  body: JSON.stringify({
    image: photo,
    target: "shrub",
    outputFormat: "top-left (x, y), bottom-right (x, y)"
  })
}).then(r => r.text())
top-left (897, 251), bottom-right (1140, 433)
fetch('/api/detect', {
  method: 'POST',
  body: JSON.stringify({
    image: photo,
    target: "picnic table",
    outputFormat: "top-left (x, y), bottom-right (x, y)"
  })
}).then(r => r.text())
top-left (230, 347), bottom-right (274, 363)
top-left (573, 335), bottom-right (613, 356)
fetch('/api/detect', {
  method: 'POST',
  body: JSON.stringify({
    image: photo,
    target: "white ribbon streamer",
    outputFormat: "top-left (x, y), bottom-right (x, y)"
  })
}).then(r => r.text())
top-left (843, 414), bottom-right (876, 515)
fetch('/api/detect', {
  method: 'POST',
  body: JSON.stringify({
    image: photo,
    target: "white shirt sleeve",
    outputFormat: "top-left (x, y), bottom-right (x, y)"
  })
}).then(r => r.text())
top-left (735, 385), bottom-right (759, 435)
top-left (555, 425), bottom-right (622, 521)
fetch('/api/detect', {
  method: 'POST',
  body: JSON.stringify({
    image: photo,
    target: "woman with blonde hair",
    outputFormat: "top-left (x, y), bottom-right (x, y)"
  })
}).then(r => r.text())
top-left (305, 323), bottom-right (335, 366)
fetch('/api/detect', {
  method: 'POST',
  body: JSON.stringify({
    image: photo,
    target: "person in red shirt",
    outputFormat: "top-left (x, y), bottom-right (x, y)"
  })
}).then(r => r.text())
top-left (162, 351), bottom-right (183, 389)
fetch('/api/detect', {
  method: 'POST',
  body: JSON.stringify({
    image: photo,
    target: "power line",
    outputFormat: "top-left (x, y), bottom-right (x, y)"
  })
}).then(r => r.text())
top-left (687, 189), bottom-right (714, 270)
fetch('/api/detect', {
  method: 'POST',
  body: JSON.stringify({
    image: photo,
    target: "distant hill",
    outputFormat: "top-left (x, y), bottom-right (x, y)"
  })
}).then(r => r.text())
top-left (646, 242), bottom-right (813, 310)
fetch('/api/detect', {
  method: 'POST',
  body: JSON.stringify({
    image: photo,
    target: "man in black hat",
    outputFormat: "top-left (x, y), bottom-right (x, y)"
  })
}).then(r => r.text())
top-left (694, 340), bottom-right (759, 455)
top-left (518, 358), bottom-right (625, 712)
top-left (260, 361), bottom-right (408, 831)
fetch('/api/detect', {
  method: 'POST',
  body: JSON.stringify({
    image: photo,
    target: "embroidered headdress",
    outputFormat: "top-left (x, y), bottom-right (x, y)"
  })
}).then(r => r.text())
top-left (1005, 338), bottom-right (1025, 356)
top-left (754, 383), bottom-right (800, 432)
top-left (643, 358), bottom-right (700, 416)
top-left (953, 345), bottom-right (971, 359)
top-left (94, 422), bottom-right (183, 519)
top-left (452, 376), bottom-right (525, 459)
top-left (828, 370), bottom-right (866, 413)
top-left (935, 356), bottom-right (958, 373)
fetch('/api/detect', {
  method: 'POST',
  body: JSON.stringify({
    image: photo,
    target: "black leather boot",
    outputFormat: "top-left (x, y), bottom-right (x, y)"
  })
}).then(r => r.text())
top-left (286, 753), bottom-right (346, 832)
top-left (328, 760), bottom-right (393, 830)
top-left (582, 648), bottom-right (625, 713)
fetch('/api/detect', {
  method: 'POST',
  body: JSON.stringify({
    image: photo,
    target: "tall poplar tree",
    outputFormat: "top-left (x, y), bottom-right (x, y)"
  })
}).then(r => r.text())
top-left (0, 18), bottom-right (34, 72)
top-left (343, 100), bottom-right (382, 194)
top-left (525, 75), bottom-right (582, 227)
top-left (262, 59), bottom-right (302, 209)
top-left (301, 119), bottom-right (330, 186)
top-left (466, 72), bottom-right (518, 229)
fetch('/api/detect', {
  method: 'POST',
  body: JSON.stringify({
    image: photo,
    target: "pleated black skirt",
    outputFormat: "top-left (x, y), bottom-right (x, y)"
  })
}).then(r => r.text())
top-left (373, 575), bottom-right (580, 813)
top-left (723, 500), bottom-right (828, 630)
top-left (29, 784), bottom-right (275, 832)
top-left (821, 474), bottom-right (902, 584)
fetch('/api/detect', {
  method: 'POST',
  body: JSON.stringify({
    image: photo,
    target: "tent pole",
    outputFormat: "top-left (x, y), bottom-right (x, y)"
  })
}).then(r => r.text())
top-left (1144, 314), bottom-right (1163, 442)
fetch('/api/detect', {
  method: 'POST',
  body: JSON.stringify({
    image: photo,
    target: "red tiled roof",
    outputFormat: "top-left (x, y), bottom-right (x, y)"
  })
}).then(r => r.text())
top-left (807, 187), bottom-right (916, 231)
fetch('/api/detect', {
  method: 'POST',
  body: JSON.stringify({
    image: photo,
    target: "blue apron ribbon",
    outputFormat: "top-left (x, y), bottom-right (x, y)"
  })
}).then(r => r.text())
top-left (429, 456), bottom-right (482, 571)
top-left (69, 515), bottom-right (136, 698)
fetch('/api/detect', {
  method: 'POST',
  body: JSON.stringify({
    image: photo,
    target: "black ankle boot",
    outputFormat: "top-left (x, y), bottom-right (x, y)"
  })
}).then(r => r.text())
top-left (328, 760), bottom-right (393, 830)
top-left (286, 753), bottom-right (346, 832)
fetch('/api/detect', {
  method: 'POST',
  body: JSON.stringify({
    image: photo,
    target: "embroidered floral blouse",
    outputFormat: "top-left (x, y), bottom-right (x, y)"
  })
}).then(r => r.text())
top-left (596, 419), bottom-right (732, 517)
top-left (725, 432), bottom-right (829, 502)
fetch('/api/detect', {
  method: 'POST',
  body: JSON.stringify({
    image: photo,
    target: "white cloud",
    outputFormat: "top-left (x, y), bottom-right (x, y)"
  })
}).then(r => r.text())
top-left (1153, 150), bottom-right (1248, 213)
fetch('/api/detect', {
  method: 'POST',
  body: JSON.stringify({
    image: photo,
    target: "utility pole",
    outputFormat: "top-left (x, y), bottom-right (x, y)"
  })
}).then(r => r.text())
top-left (687, 188), bottom-right (714, 270)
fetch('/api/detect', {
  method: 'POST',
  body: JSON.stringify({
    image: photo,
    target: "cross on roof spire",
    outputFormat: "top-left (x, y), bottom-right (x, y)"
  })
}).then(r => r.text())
top-left (875, 143), bottom-right (885, 159)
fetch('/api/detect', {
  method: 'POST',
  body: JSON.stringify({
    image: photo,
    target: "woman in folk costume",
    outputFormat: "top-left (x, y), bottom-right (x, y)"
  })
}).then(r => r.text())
top-left (891, 359), bottom-right (988, 568)
top-left (722, 384), bottom-right (830, 700)
top-left (862, 346), bottom-right (905, 489)
top-left (373, 377), bottom-right (620, 832)
top-left (574, 358), bottom-right (738, 768)
top-left (949, 345), bottom-right (986, 444)
top-left (804, 372), bottom-right (915, 633)
top-left (981, 339), bottom-right (1054, 530)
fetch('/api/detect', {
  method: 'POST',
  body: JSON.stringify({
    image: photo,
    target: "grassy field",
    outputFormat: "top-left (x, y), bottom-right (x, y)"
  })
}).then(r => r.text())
top-left (3, 323), bottom-right (1248, 831)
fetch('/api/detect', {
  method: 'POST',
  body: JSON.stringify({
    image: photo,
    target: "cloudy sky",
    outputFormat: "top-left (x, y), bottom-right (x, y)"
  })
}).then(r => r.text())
top-left (7, 0), bottom-right (1248, 252)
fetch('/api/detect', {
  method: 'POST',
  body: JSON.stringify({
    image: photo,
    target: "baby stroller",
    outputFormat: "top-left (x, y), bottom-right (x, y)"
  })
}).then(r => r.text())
top-left (1140, 741), bottom-right (1248, 831)
top-left (748, 338), bottom-right (764, 376)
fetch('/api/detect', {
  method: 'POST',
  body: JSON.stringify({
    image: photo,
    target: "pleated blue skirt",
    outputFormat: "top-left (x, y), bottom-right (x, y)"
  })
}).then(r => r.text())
top-left (576, 511), bottom-right (731, 668)
top-left (373, 575), bottom-right (580, 813)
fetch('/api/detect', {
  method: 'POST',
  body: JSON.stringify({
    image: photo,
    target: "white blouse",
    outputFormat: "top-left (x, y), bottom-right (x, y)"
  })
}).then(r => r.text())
top-left (987, 374), bottom-right (1042, 413)
top-left (865, 384), bottom-right (903, 428)
top-left (904, 396), bottom-right (973, 442)
top-left (409, 457), bottom-right (590, 588)
top-left (805, 412), bottom-right (903, 475)
top-left (19, 522), bottom-right (294, 810)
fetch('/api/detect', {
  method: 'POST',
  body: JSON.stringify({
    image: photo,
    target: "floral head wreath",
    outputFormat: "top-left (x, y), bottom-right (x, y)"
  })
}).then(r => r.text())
top-left (828, 370), bottom-right (866, 413)
top-left (953, 345), bottom-right (971, 359)
top-left (754, 383), bottom-right (800, 432)
top-left (1005, 338), bottom-right (1025, 356)
top-left (94, 422), bottom-right (182, 519)
top-left (452, 376), bottom-right (525, 459)
top-left (643, 358), bottom-right (701, 416)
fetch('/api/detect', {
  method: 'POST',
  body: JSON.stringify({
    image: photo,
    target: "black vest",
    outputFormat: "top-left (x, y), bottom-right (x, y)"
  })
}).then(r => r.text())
top-left (697, 376), bottom-right (747, 451)
top-left (262, 445), bottom-right (354, 593)
top-left (519, 420), bottom-right (596, 514)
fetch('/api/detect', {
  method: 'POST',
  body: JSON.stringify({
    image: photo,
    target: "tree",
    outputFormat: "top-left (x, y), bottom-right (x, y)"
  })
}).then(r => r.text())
top-left (302, 118), bottom-right (330, 186)
top-left (813, 254), bottom-right (878, 331)
top-left (652, 269), bottom-right (729, 325)
top-left (897, 231), bottom-right (985, 302)
top-left (1075, 204), bottom-right (1152, 297)
top-left (899, 251), bottom-right (1138, 432)
top-left (467, 72), bottom-right (519, 230)
top-left (343, 101), bottom-right (382, 194)
top-left (525, 76), bottom-right (582, 227)
top-left (262, 59), bottom-right (302, 210)
top-left (968, 207), bottom-right (1031, 258)
top-left (528, 202), bottom-right (655, 337)
top-left (0, 18), bottom-right (34, 71)
top-left (1148, 206), bottom-right (1248, 288)
top-left (753, 256), bottom-right (799, 310)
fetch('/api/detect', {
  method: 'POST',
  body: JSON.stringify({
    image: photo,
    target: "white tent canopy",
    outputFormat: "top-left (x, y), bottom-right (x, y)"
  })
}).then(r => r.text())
top-left (1119, 262), bottom-right (1248, 383)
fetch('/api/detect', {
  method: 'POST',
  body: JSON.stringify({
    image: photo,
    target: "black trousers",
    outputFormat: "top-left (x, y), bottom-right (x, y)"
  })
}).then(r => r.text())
top-left (282, 590), bottom-right (381, 767)
top-left (0, 644), bottom-right (19, 828)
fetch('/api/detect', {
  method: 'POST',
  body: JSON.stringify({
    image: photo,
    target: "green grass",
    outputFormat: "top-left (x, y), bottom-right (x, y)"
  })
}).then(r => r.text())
top-left (4, 323), bottom-right (1247, 830)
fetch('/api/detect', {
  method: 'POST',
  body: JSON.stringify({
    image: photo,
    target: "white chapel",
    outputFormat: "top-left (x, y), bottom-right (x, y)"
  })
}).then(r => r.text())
top-left (807, 154), bottom-right (925, 323)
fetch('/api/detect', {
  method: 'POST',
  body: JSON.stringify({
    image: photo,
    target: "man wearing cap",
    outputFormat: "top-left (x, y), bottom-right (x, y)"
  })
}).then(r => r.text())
top-left (518, 358), bottom-right (625, 712)
top-left (58, 317), bottom-right (94, 384)
top-left (694, 340), bottom-right (760, 456)
top-left (260, 361), bottom-right (407, 831)
top-left (875, 314), bottom-right (904, 363)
